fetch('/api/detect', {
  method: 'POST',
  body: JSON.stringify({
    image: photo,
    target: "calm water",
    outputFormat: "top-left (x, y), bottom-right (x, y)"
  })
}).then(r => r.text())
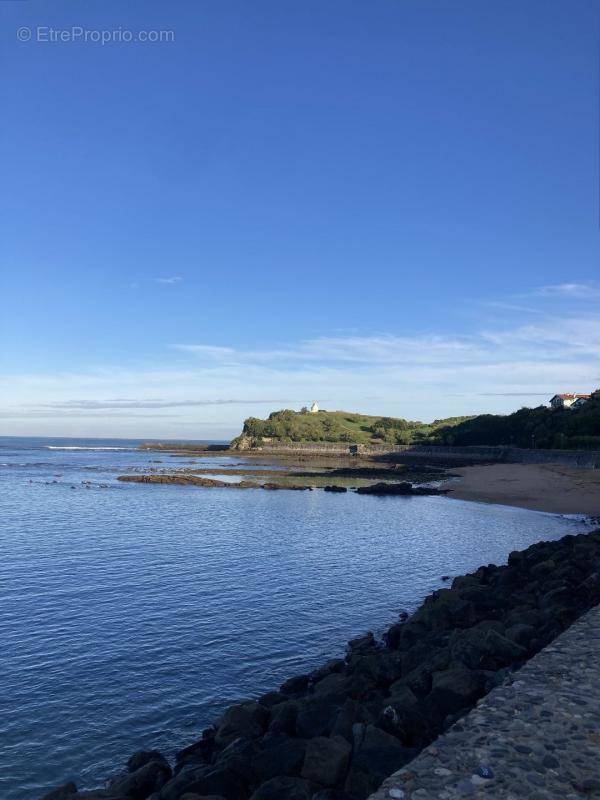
top-left (0, 437), bottom-right (590, 800)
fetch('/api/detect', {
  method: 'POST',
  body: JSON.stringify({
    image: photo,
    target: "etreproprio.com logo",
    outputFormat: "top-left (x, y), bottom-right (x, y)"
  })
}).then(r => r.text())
top-left (16, 26), bottom-right (176, 44)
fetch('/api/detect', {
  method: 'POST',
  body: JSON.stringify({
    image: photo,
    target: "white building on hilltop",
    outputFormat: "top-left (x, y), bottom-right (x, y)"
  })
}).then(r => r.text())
top-left (309, 402), bottom-right (319, 413)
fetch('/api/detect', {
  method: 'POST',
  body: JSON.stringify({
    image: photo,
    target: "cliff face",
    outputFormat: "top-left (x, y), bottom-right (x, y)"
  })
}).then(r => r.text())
top-left (231, 433), bottom-right (253, 450)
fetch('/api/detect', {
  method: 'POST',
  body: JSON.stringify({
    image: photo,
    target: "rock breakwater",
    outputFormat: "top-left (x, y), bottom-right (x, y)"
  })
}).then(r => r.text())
top-left (42, 530), bottom-right (600, 800)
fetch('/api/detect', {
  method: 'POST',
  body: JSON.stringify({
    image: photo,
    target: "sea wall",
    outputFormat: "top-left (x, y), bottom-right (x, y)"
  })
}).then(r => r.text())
top-left (256, 442), bottom-right (600, 467)
top-left (42, 529), bottom-right (600, 800)
top-left (370, 602), bottom-right (600, 799)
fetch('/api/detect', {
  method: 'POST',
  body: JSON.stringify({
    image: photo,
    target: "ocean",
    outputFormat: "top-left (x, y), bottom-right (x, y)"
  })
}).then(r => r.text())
top-left (0, 436), bottom-right (590, 799)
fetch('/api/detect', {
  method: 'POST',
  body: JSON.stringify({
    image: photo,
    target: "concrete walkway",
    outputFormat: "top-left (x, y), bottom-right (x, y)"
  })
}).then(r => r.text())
top-left (369, 605), bottom-right (600, 800)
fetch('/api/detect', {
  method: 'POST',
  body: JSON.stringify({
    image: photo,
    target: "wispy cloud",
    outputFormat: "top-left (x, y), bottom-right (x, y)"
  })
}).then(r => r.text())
top-left (2, 286), bottom-right (599, 436)
top-left (37, 397), bottom-right (297, 411)
top-left (536, 282), bottom-right (600, 299)
top-left (156, 276), bottom-right (182, 284)
top-left (174, 344), bottom-right (236, 359)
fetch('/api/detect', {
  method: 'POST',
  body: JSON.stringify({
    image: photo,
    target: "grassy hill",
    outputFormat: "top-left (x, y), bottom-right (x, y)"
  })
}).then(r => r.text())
top-left (232, 392), bottom-right (600, 450)
top-left (231, 409), bottom-right (473, 448)
top-left (434, 390), bottom-right (600, 450)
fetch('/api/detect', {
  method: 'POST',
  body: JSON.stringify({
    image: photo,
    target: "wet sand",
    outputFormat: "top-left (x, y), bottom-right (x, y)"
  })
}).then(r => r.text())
top-left (447, 463), bottom-right (600, 516)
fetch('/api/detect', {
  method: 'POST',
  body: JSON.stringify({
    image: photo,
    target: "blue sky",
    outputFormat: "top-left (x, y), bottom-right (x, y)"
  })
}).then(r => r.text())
top-left (1, 0), bottom-right (599, 438)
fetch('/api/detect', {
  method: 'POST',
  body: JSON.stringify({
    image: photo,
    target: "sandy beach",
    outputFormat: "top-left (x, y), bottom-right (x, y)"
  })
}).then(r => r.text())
top-left (447, 463), bottom-right (600, 516)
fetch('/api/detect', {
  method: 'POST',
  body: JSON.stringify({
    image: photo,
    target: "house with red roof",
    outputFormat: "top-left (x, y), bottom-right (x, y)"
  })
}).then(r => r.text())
top-left (549, 393), bottom-right (591, 410)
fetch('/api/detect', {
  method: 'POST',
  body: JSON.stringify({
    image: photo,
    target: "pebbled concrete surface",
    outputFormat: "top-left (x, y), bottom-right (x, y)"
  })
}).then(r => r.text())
top-left (369, 604), bottom-right (600, 799)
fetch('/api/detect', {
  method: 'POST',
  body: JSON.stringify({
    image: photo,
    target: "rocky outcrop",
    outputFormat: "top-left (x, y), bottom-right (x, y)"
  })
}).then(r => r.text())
top-left (354, 482), bottom-right (444, 496)
top-left (41, 530), bottom-right (600, 800)
top-left (118, 476), bottom-right (441, 496)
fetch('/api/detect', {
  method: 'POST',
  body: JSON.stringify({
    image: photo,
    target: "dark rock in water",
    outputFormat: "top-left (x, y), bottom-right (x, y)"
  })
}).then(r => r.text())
top-left (323, 485), bottom-right (347, 493)
top-left (159, 766), bottom-right (209, 800)
top-left (441, 575), bottom-right (450, 581)
top-left (301, 735), bottom-right (351, 786)
top-left (262, 483), bottom-right (311, 491)
top-left (355, 482), bottom-right (411, 495)
top-left (41, 785), bottom-right (77, 800)
top-left (280, 674), bottom-right (310, 695)
top-left (355, 482), bottom-right (443, 496)
top-left (64, 793), bottom-right (129, 799)
top-left (214, 737), bottom-right (260, 784)
top-left (127, 751), bottom-right (170, 774)
top-left (108, 758), bottom-right (172, 799)
top-left (346, 632), bottom-right (376, 656)
top-left (310, 659), bottom-right (345, 684)
top-left (214, 702), bottom-right (269, 746)
top-left (176, 730), bottom-right (216, 769)
top-left (249, 776), bottom-right (311, 800)
top-left (257, 691), bottom-right (285, 708)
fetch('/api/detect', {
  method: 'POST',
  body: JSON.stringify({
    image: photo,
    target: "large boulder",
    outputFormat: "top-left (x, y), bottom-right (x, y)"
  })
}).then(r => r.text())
top-left (280, 675), bottom-right (310, 696)
top-left (378, 685), bottom-right (431, 746)
top-left (267, 700), bottom-right (299, 735)
top-left (41, 785), bottom-right (77, 800)
top-left (215, 702), bottom-right (269, 746)
top-left (176, 731), bottom-right (216, 769)
top-left (428, 667), bottom-right (485, 718)
top-left (108, 760), bottom-right (171, 799)
top-left (249, 776), bottom-right (311, 800)
top-left (345, 724), bottom-right (414, 796)
top-left (295, 698), bottom-right (340, 739)
top-left (251, 736), bottom-right (307, 782)
top-left (61, 794), bottom-right (128, 800)
top-left (300, 735), bottom-right (351, 787)
top-left (309, 659), bottom-right (345, 684)
top-left (312, 673), bottom-right (351, 700)
top-left (214, 737), bottom-right (260, 784)
top-left (180, 795), bottom-right (226, 800)
top-left (258, 691), bottom-right (285, 708)
top-left (346, 651), bottom-right (402, 687)
top-left (126, 752), bottom-right (170, 774)
top-left (160, 766), bottom-right (245, 800)
top-left (330, 699), bottom-right (374, 742)
top-left (345, 632), bottom-right (376, 657)
top-left (504, 623), bottom-right (536, 649)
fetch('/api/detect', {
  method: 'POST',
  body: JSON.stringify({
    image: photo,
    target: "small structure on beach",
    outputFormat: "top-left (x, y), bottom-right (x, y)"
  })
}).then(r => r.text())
top-left (550, 393), bottom-right (590, 410)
